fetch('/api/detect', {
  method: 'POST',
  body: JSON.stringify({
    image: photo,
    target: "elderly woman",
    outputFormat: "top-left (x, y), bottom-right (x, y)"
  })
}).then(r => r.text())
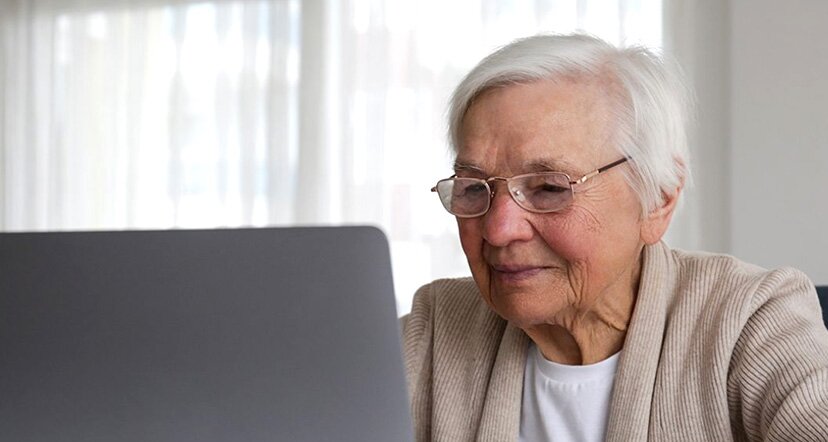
top-left (402, 34), bottom-right (828, 441)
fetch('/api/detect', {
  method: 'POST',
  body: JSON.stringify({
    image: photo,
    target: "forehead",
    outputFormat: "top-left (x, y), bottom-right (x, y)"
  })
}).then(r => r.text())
top-left (455, 78), bottom-right (615, 175)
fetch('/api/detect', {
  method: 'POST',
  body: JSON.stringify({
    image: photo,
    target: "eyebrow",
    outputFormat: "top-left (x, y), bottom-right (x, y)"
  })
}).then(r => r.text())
top-left (453, 156), bottom-right (582, 176)
top-left (523, 158), bottom-right (581, 174)
top-left (452, 161), bottom-right (485, 175)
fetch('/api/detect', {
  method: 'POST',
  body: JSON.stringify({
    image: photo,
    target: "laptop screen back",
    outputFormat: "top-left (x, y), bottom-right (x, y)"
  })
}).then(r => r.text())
top-left (0, 226), bottom-right (413, 442)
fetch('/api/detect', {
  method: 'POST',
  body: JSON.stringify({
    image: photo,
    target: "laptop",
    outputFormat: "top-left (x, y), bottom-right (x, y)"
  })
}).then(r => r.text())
top-left (0, 226), bottom-right (414, 442)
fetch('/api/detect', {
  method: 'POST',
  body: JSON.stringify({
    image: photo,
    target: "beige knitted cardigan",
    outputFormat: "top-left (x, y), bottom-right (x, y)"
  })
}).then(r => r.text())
top-left (401, 242), bottom-right (828, 441)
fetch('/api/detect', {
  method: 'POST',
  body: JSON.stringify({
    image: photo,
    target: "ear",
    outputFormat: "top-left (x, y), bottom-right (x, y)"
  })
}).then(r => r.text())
top-left (640, 185), bottom-right (682, 245)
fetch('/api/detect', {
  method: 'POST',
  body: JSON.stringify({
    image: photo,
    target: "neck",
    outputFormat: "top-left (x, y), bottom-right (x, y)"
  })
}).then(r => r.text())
top-left (523, 256), bottom-right (640, 365)
top-left (524, 319), bottom-right (628, 365)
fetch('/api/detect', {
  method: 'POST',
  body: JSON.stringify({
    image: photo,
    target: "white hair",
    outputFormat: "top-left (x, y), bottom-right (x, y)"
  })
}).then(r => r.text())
top-left (448, 34), bottom-right (693, 214)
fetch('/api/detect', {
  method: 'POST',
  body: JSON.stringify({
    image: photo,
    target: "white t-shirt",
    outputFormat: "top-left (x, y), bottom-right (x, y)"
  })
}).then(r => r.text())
top-left (519, 343), bottom-right (620, 442)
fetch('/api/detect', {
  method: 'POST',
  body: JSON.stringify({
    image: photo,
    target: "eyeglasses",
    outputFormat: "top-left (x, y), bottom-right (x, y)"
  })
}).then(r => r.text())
top-left (431, 157), bottom-right (629, 218)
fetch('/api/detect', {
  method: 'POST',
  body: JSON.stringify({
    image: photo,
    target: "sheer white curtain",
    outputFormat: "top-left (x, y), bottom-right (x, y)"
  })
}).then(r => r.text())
top-left (0, 0), bottom-right (663, 313)
top-left (1, 0), bottom-right (300, 229)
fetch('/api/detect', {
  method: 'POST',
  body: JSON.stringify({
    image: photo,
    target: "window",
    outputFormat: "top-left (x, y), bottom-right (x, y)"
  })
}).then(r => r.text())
top-left (0, 0), bottom-right (662, 313)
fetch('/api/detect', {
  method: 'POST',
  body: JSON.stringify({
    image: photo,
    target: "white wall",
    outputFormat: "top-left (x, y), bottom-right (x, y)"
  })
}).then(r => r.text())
top-left (663, 0), bottom-right (731, 255)
top-left (730, 0), bottom-right (828, 285)
top-left (664, 0), bottom-right (827, 285)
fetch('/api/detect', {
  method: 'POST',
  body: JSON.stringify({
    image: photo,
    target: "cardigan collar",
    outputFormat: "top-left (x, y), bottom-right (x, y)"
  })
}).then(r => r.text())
top-left (605, 241), bottom-right (678, 440)
top-left (476, 323), bottom-right (530, 441)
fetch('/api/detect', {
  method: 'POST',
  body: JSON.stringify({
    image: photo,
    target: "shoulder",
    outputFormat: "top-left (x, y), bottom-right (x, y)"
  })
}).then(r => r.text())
top-left (404, 277), bottom-right (485, 318)
top-left (663, 247), bottom-right (828, 379)
top-left (669, 248), bottom-right (819, 320)
top-left (400, 276), bottom-right (507, 374)
top-left (642, 245), bottom-right (827, 371)
top-left (401, 277), bottom-right (499, 343)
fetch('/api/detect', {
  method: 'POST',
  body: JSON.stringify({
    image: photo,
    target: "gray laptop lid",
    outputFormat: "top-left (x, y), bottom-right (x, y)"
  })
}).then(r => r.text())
top-left (0, 226), bottom-right (413, 442)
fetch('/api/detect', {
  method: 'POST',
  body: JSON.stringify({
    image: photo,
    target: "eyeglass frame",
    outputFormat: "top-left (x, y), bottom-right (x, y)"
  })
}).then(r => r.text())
top-left (430, 157), bottom-right (630, 218)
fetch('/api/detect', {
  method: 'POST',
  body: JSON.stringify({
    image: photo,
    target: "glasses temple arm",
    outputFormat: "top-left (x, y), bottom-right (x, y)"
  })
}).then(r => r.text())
top-left (571, 157), bottom-right (631, 185)
top-left (598, 157), bottom-right (630, 173)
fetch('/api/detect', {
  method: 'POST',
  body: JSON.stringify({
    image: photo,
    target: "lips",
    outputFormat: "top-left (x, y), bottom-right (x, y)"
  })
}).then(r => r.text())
top-left (491, 264), bottom-right (542, 272)
top-left (489, 264), bottom-right (548, 282)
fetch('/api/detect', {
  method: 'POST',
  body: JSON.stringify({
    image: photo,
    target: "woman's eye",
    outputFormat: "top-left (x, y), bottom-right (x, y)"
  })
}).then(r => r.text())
top-left (525, 182), bottom-right (566, 194)
top-left (464, 183), bottom-right (488, 195)
top-left (540, 184), bottom-right (567, 193)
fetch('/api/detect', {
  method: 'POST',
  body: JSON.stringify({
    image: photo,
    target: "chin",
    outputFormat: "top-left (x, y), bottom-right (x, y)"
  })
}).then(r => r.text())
top-left (486, 290), bottom-right (564, 328)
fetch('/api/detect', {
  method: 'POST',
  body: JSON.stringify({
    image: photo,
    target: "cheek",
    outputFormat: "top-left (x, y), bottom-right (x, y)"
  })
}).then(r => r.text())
top-left (534, 209), bottom-right (602, 261)
top-left (457, 218), bottom-right (484, 262)
top-left (542, 203), bottom-right (643, 272)
top-left (457, 218), bottom-right (497, 307)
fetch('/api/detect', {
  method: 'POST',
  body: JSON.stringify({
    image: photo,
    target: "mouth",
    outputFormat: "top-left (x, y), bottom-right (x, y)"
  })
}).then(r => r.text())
top-left (489, 264), bottom-right (548, 282)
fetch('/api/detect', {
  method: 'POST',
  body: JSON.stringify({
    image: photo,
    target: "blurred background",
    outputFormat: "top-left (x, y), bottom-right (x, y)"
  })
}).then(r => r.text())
top-left (1, 0), bottom-right (826, 314)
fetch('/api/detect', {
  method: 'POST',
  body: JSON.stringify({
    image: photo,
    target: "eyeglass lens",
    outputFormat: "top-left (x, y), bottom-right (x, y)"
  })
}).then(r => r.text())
top-left (435, 173), bottom-right (574, 217)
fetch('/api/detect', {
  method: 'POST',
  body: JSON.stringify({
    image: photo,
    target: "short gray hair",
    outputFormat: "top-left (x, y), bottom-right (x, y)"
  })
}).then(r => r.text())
top-left (448, 34), bottom-right (693, 214)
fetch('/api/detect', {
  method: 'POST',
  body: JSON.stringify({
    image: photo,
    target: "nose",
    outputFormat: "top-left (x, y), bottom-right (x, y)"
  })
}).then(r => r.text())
top-left (482, 183), bottom-right (534, 247)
